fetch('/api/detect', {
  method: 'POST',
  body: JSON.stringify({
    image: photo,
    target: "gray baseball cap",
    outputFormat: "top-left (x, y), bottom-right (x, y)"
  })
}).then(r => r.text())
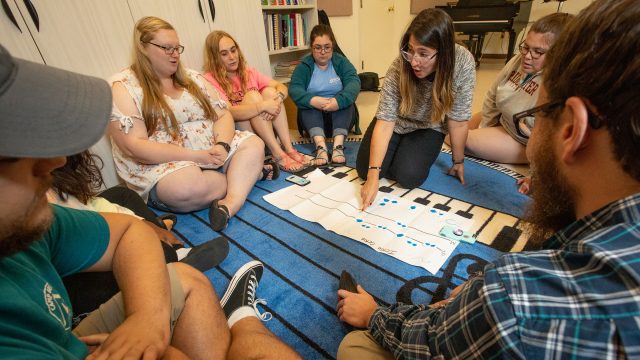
top-left (0, 44), bottom-right (111, 158)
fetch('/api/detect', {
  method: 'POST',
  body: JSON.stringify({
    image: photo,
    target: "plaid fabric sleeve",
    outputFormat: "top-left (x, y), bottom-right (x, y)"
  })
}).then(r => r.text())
top-left (368, 277), bottom-right (519, 359)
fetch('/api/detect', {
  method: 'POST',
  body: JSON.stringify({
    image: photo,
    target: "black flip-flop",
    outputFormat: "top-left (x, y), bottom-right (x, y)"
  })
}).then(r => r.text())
top-left (179, 237), bottom-right (229, 271)
top-left (209, 200), bottom-right (230, 231)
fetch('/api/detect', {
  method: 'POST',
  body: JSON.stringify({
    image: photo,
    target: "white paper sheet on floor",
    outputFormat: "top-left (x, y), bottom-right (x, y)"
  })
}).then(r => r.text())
top-left (263, 169), bottom-right (473, 274)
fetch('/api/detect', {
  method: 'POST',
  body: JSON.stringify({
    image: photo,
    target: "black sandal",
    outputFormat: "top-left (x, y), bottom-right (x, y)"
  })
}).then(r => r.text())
top-left (260, 159), bottom-right (280, 181)
top-left (331, 144), bottom-right (346, 165)
top-left (312, 145), bottom-right (329, 167)
top-left (209, 200), bottom-right (230, 231)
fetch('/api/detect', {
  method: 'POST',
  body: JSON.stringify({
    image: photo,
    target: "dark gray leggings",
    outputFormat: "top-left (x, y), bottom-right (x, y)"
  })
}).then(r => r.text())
top-left (356, 118), bottom-right (445, 189)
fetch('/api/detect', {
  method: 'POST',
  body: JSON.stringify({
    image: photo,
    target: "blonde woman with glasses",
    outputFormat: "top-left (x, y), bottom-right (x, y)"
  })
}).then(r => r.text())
top-left (289, 24), bottom-right (361, 167)
top-left (108, 16), bottom-right (267, 231)
top-left (356, 9), bottom-right (475, 210)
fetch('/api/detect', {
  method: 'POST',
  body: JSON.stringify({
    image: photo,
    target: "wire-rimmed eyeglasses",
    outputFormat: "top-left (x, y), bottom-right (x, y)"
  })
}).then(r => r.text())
top-left (312, 45), bottom-right (333, 54)
top-left (518, 42), bottom-right (547, 60)
top-left (400, 48), bottom-right (437, 65)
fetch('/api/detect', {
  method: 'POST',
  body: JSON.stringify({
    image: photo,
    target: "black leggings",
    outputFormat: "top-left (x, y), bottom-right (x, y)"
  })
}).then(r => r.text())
top-left (356, 118), bottom-right (445, 189)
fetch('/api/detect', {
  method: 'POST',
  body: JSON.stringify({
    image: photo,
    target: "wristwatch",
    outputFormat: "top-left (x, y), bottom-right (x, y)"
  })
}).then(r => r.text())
top-left (215, 141), bottom-right (231, 153)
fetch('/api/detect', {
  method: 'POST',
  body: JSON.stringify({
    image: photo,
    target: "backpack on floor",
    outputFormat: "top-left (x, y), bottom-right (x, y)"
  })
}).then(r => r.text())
top-left (358, 72), bottom-right (380, 92)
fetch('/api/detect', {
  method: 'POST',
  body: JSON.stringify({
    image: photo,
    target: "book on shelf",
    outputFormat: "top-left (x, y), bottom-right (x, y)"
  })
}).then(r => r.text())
top-left (263, 12), bottom-right (307, 51)
top-left (274, 60), bottom-right (301, 78)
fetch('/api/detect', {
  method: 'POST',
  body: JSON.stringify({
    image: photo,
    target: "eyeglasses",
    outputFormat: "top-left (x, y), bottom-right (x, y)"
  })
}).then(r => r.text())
top-left (518, 42), bottom-right (547, 60)
top-left (512, 100), bottom-right (604, 139)
top-left (312, 45), bottom-right (333, 53)
top-left (144, 41), bottom-right (185, 55)
top-left (400, 49), bottom-right (437, 65)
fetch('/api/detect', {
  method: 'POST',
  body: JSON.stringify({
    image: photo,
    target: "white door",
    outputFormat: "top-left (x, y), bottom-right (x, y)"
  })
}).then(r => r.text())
top-left (127, 0), bottom-right (213, 71)
top-left (12, 0), bottom-right (134, 80)
top-left (359, 0), bottom-right (397, 75)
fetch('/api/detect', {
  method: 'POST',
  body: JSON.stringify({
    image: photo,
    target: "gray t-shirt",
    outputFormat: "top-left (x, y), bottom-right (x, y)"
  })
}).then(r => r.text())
top-left (376, 44), bottom-right (476, 134)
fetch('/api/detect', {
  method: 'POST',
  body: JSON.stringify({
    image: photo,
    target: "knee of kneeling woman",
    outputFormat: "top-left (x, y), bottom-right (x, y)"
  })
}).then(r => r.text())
top-left (396, 172), bottom-right (428, 189)
top-left (172, 262), bottom-right (215, 294)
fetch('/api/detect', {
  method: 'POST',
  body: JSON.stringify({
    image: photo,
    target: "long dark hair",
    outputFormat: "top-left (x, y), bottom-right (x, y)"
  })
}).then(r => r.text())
top-left (51, 151), bottom-right (104, 205)
top-left (399, 9), bottom-right (455, 124)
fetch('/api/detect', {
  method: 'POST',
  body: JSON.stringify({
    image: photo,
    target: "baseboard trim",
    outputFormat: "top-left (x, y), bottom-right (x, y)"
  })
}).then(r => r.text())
top-left (482, 53), bottom-right (508, 59)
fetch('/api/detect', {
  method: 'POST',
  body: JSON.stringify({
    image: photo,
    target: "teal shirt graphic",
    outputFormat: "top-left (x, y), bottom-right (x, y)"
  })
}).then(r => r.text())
top-left (0, 205), bottom-right (109, 359)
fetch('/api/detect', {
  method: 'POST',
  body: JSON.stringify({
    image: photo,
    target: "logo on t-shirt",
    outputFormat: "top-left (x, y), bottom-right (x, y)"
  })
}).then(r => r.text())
top-left (44, 282), bottom-right (71, 330)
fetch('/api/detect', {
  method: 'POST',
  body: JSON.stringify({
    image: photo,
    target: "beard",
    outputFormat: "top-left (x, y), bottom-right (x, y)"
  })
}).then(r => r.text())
top-left (0, 181), bottom-right (54, 259)
top-left (0, 217), bottom-right (52, 258)
top-left (524, 140), bottom-right (578, 248)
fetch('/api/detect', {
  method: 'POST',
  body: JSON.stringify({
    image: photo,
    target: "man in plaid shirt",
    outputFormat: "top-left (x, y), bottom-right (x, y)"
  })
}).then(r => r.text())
top-left (336, 0), bottom-right (640, 358)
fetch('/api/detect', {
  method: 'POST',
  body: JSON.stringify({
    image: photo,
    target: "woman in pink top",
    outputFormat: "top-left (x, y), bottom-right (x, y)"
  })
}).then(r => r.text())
top-left (203, 31), bottom-right (307, 173)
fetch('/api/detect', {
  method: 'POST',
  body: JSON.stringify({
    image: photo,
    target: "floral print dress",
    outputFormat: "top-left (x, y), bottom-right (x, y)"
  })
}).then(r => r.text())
top-left (109, 68), bottom-right (254, 200)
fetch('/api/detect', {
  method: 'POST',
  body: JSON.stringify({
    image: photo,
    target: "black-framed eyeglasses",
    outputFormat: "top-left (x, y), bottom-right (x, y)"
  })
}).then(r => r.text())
top-left (144, 41), bottom-right (184, 55)
top-left (400, 48), bottom-right (437, 64)
top-left (312, 45), bottom-right (333, 53)
top-left (513, 100), bottom-right (605, 139)
top-left (518, 42), bottom-right (547, 60)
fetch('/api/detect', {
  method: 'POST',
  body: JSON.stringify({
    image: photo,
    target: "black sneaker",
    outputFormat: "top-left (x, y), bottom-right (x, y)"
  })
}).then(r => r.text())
top-left (220, 260), bottom-right (271, 320)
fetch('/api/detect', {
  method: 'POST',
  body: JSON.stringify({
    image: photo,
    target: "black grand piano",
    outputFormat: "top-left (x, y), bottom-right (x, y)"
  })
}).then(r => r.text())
top-left (436, 0), bottom-right (533, 64)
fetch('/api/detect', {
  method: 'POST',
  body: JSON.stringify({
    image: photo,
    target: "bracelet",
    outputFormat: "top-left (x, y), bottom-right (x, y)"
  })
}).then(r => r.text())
top-left (368, 166), bottom-right (382, 171)
top-left (215, 141), bottom-right (231, 153)
top-left (452, 158), bottom-right (464, 165)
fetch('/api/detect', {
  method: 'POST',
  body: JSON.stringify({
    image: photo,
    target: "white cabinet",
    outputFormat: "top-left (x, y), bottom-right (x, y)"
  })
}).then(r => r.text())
top-left (261, 1), bottom-right (318, 81)
top-left (128, 0), bottom-right (270, 76)
top-left (0, 0), bottom-right (41, 62)
top-left (0, 0), bottom-right (134, 80)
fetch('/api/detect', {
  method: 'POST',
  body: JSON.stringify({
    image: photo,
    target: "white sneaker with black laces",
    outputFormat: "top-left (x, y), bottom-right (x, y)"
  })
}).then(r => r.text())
top-left (220, 260), bottom-right (272, 327)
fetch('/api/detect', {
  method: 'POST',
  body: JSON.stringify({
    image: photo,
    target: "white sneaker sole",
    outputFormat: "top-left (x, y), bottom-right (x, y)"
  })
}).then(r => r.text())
top-left (220, 260), bottom-right (264, 307)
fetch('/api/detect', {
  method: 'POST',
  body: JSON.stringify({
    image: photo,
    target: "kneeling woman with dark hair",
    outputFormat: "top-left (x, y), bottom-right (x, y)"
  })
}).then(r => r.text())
top-left (356, 8), bottom-right (476, 210)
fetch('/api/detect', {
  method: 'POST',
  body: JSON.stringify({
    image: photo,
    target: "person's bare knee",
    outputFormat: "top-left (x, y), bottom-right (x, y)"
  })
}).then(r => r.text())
top-left (172, 262), bottom-right (218, 299)
top-left (260, 86), bottom-right (277, 99)
top-left (237, 135), bottom-right (265, 156)
top-left (241, 90), bottom-right (263, 105)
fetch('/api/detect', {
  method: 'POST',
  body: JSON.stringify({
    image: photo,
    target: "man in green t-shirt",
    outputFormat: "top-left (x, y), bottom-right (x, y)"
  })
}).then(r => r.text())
top-left (0, 44), bottom-right (299, 359)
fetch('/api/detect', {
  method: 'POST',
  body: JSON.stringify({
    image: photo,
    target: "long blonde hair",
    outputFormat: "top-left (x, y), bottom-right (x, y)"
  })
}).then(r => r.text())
top-left (399, 9), bottom-right (455, 124)
top-left (131, 16), bottom-right (216, 139)
top-left (203, 31), bottom-right (248, 103)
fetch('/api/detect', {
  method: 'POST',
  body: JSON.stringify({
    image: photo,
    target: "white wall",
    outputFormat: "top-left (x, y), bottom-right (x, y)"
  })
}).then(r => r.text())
top-left (327, 0), bottom-right (594, 63)
top-left (323, 1), bottom-right (360, 65)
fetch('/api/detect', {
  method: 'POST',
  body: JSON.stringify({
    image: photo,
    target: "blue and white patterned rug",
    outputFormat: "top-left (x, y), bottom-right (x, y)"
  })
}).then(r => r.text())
top-left (166, 140), bottom-right (531, 359)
